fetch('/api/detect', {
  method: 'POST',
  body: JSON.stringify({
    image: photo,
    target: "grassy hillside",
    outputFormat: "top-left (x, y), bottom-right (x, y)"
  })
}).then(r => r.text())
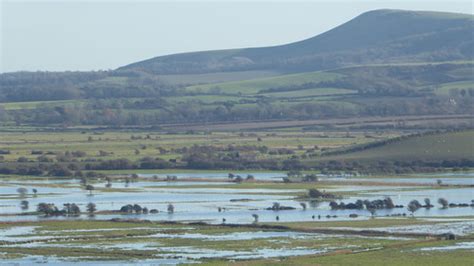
top-left (323, 130), bottom-right (474, 162)
top-left (1, 10), bottom-right (473, 128)
top-left (1, 62), bottom-right (472, 128)
top-left (120, 9), bottom-right (474, 75)
top-left (434, 81), bottom-right (474, 95)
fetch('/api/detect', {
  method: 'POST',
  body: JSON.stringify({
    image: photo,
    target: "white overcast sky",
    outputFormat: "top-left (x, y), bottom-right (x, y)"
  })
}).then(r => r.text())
top-left (1, 0), bottom-right (473, 72)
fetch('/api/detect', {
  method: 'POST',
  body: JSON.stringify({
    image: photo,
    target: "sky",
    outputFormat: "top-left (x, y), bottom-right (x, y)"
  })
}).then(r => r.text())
top-left (1, 0), bottom-right (473, 72)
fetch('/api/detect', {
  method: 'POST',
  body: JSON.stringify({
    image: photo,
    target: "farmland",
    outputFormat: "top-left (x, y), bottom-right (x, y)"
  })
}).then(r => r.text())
top-left (1, 8), bottom-right (473, 265)
top-left (1, 74), bottom-right (473, 264)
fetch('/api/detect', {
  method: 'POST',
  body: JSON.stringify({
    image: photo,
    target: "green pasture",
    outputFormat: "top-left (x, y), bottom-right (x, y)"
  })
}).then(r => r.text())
top-left (323, 130), bottom-right (474, 162)
top-left (186, 71), bottom-right (343, 95)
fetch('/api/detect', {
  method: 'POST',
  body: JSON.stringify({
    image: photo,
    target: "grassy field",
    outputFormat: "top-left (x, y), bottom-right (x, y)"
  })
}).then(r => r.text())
top-left (0, 130), bottom-right (376, 163)
top-left (186, 71), bottom-right (343, 95)
top-left (434, 81), bottom-right (474, 95)
top-left (322, 130), bottom-right (474, 162)
top-left (164, 114), bottom-right (473, 131)
top-left (159, 70), bottom-right (281, 85)
top-left (1, 99), bottom-right (84, 110)
top-left (0, 219), bottom-right (471, 265)
top-left (216, 244), bottom-right (474, 266)
top-left (262, 88), bottom-right (356, 99)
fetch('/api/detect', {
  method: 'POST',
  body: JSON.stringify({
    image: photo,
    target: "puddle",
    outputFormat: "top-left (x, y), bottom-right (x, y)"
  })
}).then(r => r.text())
top-left (150, 231), bottom-right (324, 241)
top-left (0, 254), bottom-right (193, 265)
top-left (0, 226), bottom-right (47, 242)
top-left (334, 221), bottom-right (474, 236)
top-left (159, 246), bottom-right (322, 259)
top-left (417, 241), bottom-right (474, 251)
top-left (139, 172), bottom-right (287, 181)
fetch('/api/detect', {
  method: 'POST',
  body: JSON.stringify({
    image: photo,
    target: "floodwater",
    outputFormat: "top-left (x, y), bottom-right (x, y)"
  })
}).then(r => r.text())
top-left (1, 172), bottom-right (473, 224)
top-left (347, 177), bottom-right (474, 186)
top-left (0, 225), bottom-right (383, 263)
top-left (417, 241), bottom-right (474, 251)
top-left (0, 255), bottom-right (193, 265)
top-left (1, 172), bottom-right (473, 265)
top-left (139, 172), bottom-right (287, 181)
top-left (333, 221), bottom-right (474, 236)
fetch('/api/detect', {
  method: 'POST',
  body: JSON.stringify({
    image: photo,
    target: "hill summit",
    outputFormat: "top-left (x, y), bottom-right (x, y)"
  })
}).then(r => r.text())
top-left (120, 9), bottom-right (474, 74)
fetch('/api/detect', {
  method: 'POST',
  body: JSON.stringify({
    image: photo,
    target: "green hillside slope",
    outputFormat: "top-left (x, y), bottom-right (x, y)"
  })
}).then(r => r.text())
top-left (323, 130), bottom-right (474, 162)
top-left (120, 9), bottom-right (474, 74)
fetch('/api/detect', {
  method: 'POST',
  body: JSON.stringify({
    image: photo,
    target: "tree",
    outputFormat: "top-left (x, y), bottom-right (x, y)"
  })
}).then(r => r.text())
top-left (272, 202), bottom-right (281, 211)
top-left (438, 198), bottom-right (449, 209)
top-left (105, 177), bottom-right (112, 188)
top-left (329, 201), bottom-right (338, 210)
top-left (300, 202), bottom-right (307, 210)
top-left (63, 203), bottom-right (80, 215)
top-left (133, 204), bottom-right (143, 214)
top-left (287, 170), bottom-right (302, 179)
top-left (32, 188), bottom-right (38, 196)
top-left (167, 203), bottom-right (174, 214)
top-left (85, 184), bottom-right (94, 195)
top-left (86, 203), bottom-right (96, 216)
top-left (308, 189), bottom-right (324, 198)
top-left (303, 174), bottom-right (319, 182)
top-left (234, 176), bottom-right (244, 183)
top-left (424, 198), bottom-right (433, 208)
top-left (120, 204), bottom-right (133, 213)
top-left (17, 187), bottom-right (28, 198)
top-left (407, 200), bottom-right (421, 217)
top-left (37, 203), bottom-right (59, 216)
top-left (367, 206), bottom-right (377, 218)
top-left (20, 200), bottom-right (29, 210)
top-left (70, 204), bottom-right (80, 215)
top-left (63, 203), bottom-right (72, 214)
top-left (384, 197), bottom-right (395, 209)
top-left (252, 214), bottom-right (259, 223)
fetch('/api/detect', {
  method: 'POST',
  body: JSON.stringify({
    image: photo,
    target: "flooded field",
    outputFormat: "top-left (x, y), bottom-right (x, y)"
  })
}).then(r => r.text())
top-left (1, 172), bottom-right (473, 223)
top-left (1, 171), bottom-right (473, 264)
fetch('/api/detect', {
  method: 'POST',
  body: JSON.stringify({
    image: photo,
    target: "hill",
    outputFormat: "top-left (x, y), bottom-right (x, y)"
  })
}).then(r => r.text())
top-left (0, 9), bottom-right (473, 128)
top-left (321, 130), bottom-right (474, 162)
top-left (120, 9), bottom-right (474, 75)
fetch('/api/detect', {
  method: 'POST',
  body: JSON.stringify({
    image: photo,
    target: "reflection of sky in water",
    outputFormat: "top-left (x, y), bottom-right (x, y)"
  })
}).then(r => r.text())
top-left (1, 173), bottom-right (473, 224)
top-left (139, 172), bottom-right (286, 181)
top-left (1, 255), bottom-right (192, 266)
top-left (346, 177), bottom-right (474, 185)
top-left (417, 241), bottom-right (474, 251)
